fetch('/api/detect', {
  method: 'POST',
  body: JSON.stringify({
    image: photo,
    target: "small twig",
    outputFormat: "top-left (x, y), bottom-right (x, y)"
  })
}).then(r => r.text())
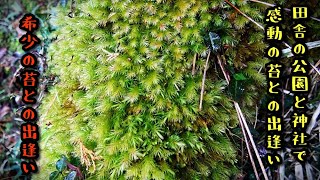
top-left (199, 50), bottom-right (211, 111)
top-left (220, 54), bottom-right (231, 82)
top-left (102, 49), bottom-right (119, 61)
top-left (236, 104), bottom-right (260, 180)
top-left (0, 143), bottom-right (10, 152)
top-left (283, 42), bottom-right (291, 49)
top-left (284, 107), bottom-right (293, 118)
top-left (192, 53), bottom-right (197, 76)
top-left (241, 138), bottom-right (244, 174)
top-left (217, 54), bottom-right (230, 84)
top-left (306, 103), bottom-right (320, 134)
top-left (224, 0), bottom-right (264, 30)
top-left (234, 102), bottom-right (269, 180)
top-left (215, 50), bottom-right (261, 178)
top-left (224, 0), bottom-right (291, 49)
top-left (254, 105), bottom-right (258, 128)
top-left (258, 66), bottom-right (263, 74)
top-left (310, 63), bottom-right (320, 77)
top-left (309, 60), bottom-right (320, 75)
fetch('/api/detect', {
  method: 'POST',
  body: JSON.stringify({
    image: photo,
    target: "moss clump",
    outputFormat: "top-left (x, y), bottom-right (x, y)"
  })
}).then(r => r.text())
top-left (36, 0), bottom-right (242, 179)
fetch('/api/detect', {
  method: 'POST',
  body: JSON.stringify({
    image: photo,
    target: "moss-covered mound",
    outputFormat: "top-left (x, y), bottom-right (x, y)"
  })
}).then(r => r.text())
top-left (36, 1), bottom-right (243, 179)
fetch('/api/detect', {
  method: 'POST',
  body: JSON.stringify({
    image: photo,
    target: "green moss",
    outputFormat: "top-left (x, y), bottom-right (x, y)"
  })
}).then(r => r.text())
top-left (32, 0), bottom-right (274, 179)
